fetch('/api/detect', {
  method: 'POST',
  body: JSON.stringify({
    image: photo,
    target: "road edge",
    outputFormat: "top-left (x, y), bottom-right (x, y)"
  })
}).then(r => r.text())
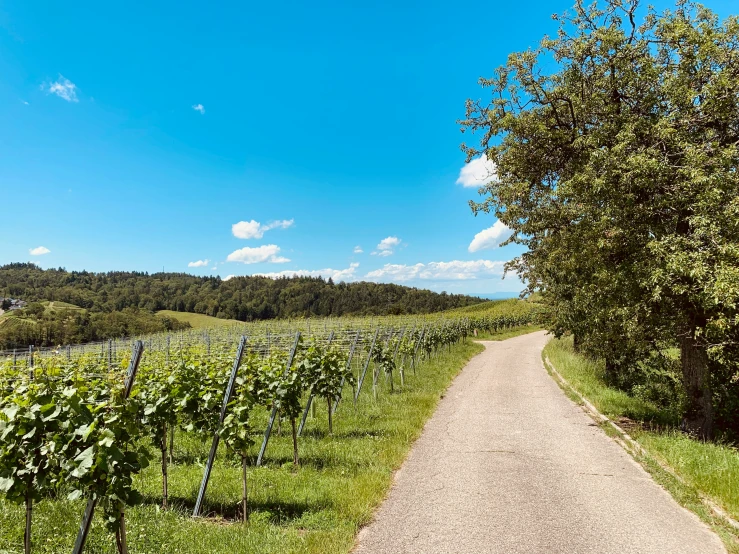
top-left (542, 353), bottom-right (739, 551)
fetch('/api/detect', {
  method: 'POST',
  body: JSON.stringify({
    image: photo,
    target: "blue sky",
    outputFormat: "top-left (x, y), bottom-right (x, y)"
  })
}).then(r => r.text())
top-left (1, 0), bottom-right (735, 295)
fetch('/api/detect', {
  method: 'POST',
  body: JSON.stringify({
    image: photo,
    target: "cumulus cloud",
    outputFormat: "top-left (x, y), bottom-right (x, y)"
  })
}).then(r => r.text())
top-left (192, 103), bottom-right (205, 114)
top-left (232, 219), bottom-right (294, 239)
top-left (223, 275), bottom-right (236, 281)
top-left (372, 236), bottom-right (400, 256)
top-left (226, 244), bottom-right (290, 264)
top-left (256, 263), bottom-right (359, 282)
top-left (456, 155), bottom-right (496, 188)
top-left (45, 76), bottom-right (78, 102)
top-left (365, 260), bottom-right (506, 282)
top-left (353, 246), bottom-right (363, 254)
top-left (29, 246), bottom-right (51, 256)
top-left (188, 259), bottom-right (209, 268)
top-left (468, 220), bottom-right (513, 252)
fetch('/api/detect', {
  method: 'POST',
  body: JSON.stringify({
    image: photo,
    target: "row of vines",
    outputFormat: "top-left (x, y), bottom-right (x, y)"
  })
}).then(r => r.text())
top-left (0, 306), bottom-right (537, 553)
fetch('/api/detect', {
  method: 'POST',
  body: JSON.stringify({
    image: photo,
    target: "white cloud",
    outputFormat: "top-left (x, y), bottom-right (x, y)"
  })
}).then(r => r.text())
top-left (192, 103), bottom-right (205, 114)
top-left (223, 275), bottom-right (236, 281)
top-left (29, 246), bottom-right (50, 256)
top-left (353, 246), bottom-right (363, 254)
top-left (232, 219), bottom-right (294, 239)
top-left (256, 262), bottom-right (360, 282)
top-left (468, 220), bottom-right (513, 252)
top-left (22, 101), bottom-right (29, 105)
top-left (365, 259), bottom-right (506, 282)
top-left (226, 244), bottom-right (290, 264)
top-left (188, 259), bottom-right (209, 268)
top-left (45, 76), bottom-right (78, 102)
top-left (372, 236), bottom-right (400, 256)
top-left (456, 155), bottom-right (496, 188)
top-left (211, 266), bottom-right (218, 270)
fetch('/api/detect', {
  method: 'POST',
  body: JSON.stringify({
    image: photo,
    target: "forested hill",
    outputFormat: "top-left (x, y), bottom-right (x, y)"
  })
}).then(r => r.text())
top-left (0, 263), bottom-right (484, 320)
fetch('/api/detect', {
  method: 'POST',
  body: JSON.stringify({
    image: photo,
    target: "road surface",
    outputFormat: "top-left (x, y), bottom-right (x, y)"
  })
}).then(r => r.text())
top-left (354, 331), bottom-right (725, 554)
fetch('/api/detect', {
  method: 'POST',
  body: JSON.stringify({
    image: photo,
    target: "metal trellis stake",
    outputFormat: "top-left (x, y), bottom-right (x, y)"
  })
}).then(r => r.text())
top-left (332, 330), bottom-right (360, 415)
top-left (394, 327), bottom-right (406, 386)
top-left (72, 340), bottom-right (145, 554)
top-left (192, 335), bottom-right (248, 517)
top-left (412, 326), bottom-right (426, 374)
top-left (355, 329), bottom-right (379, 401)
top-left (256, 331), bottom-right (301, 467)
top-left (28, 345), bottom-right (34, 380)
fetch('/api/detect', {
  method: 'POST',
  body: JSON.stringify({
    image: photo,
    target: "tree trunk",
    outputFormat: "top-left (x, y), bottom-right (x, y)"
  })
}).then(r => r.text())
top-left (115, 509), bottom-right (128, 554)
top-left (604, 358), bottom-right (618, 388)
top-left (680, 330), bottom-right (714, 440)
top-left (241, 455), bottom-right (249, 523)
top-left (573, 332), bottom-right (581, 353)
top-left (327, 397), bottom-right (333, 435)
top-left (24, 490), bottom-right (32, 554)
top-left (161, 426), bottom-right (168, 509)
top-left (290, 417), bottom-right (299, 466)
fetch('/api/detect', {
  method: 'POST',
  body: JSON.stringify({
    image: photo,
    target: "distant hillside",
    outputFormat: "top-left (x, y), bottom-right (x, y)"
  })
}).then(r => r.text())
top-left (445, 297), bottom-right (541, 319)
top-left (0, 298), bottom-right (190, 349)
top-left (157, 310), bottom-right (241, 329)
top-left (0, 263), bottom-right (485, 321)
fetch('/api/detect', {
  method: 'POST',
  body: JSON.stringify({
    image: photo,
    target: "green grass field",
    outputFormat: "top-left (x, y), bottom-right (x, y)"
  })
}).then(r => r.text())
top-left (157, 310), bottom-right (242, 328)
top-left (0, 340), bottom-right (485, 554)
top-left (543, 337), bottom-right (739, 552)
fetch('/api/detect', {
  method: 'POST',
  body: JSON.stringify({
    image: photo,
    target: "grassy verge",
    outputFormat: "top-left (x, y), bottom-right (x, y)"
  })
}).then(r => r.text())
top-left (544, 337), bottom-right (739, 552)
top-left (0, 340), bottom-right (484, 554)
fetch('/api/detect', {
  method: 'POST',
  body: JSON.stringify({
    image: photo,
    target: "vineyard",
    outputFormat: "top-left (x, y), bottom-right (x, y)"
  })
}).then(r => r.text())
top-left (0, 302), bottom-right (538, 554)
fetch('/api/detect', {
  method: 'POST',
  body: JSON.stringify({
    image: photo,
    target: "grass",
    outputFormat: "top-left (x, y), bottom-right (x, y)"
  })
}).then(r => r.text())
top-left (157, 310), bottom-right (242, 328)
top-left (543, 336), bottom-right (739, 551)
top-left (41, 301), bottom-right (86, 313)
top-left (474, 324), bottom-right (544, 341)
top-left (445, 298), bottom-right (524, 316)
top-left (0, 340), bottom-right (484, 554)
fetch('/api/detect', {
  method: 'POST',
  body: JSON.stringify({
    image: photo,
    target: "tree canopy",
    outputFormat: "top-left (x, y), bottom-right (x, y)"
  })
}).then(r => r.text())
top-left (460, 0), bottom-right (739, 439)
top-left (0, 263), bottom-right (485, 348)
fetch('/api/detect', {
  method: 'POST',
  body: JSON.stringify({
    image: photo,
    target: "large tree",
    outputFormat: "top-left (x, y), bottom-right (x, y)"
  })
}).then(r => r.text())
top-left (460, 0), bottom-right (739, 439)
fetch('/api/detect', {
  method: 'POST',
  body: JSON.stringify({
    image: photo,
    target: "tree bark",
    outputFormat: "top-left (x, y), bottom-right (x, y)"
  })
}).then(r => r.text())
top-left (680, 329), bottom-right (714, 440)
top-left (290, 417), bottom-right (299, 466)
top-left (115, 509), bottom-right (128, 554)
top-left (604, 358), bottom-right (618, 388)
top-left (573, 332), bottom-right (581, 353)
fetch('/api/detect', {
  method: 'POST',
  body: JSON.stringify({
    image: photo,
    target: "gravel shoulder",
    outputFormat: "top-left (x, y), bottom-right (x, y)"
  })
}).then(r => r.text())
top-left (353, 331), bottom-right (725, 554)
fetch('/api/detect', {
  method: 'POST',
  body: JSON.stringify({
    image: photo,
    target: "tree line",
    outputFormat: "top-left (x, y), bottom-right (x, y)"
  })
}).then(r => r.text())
top-left (0, 263), bottom-right (484, 347)
top-left (460, 0), bottom-right (739, 440)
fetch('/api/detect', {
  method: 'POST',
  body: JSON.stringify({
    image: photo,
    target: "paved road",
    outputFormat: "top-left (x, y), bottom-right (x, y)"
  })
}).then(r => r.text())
top-left (354, 331), bottom-right (725, 554)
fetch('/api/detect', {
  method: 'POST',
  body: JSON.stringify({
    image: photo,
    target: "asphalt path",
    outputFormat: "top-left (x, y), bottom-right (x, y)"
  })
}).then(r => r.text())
top-left (354, 331), bottom-right (725, 554)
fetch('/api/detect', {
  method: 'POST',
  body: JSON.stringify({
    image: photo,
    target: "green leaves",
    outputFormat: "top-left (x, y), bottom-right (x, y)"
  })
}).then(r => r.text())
top-left (297, 342), bottom-right (352, 403)
top-left (460, 0), bottom-right (739, 438)
top-left (71, 446), bottom-right (95, 478)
